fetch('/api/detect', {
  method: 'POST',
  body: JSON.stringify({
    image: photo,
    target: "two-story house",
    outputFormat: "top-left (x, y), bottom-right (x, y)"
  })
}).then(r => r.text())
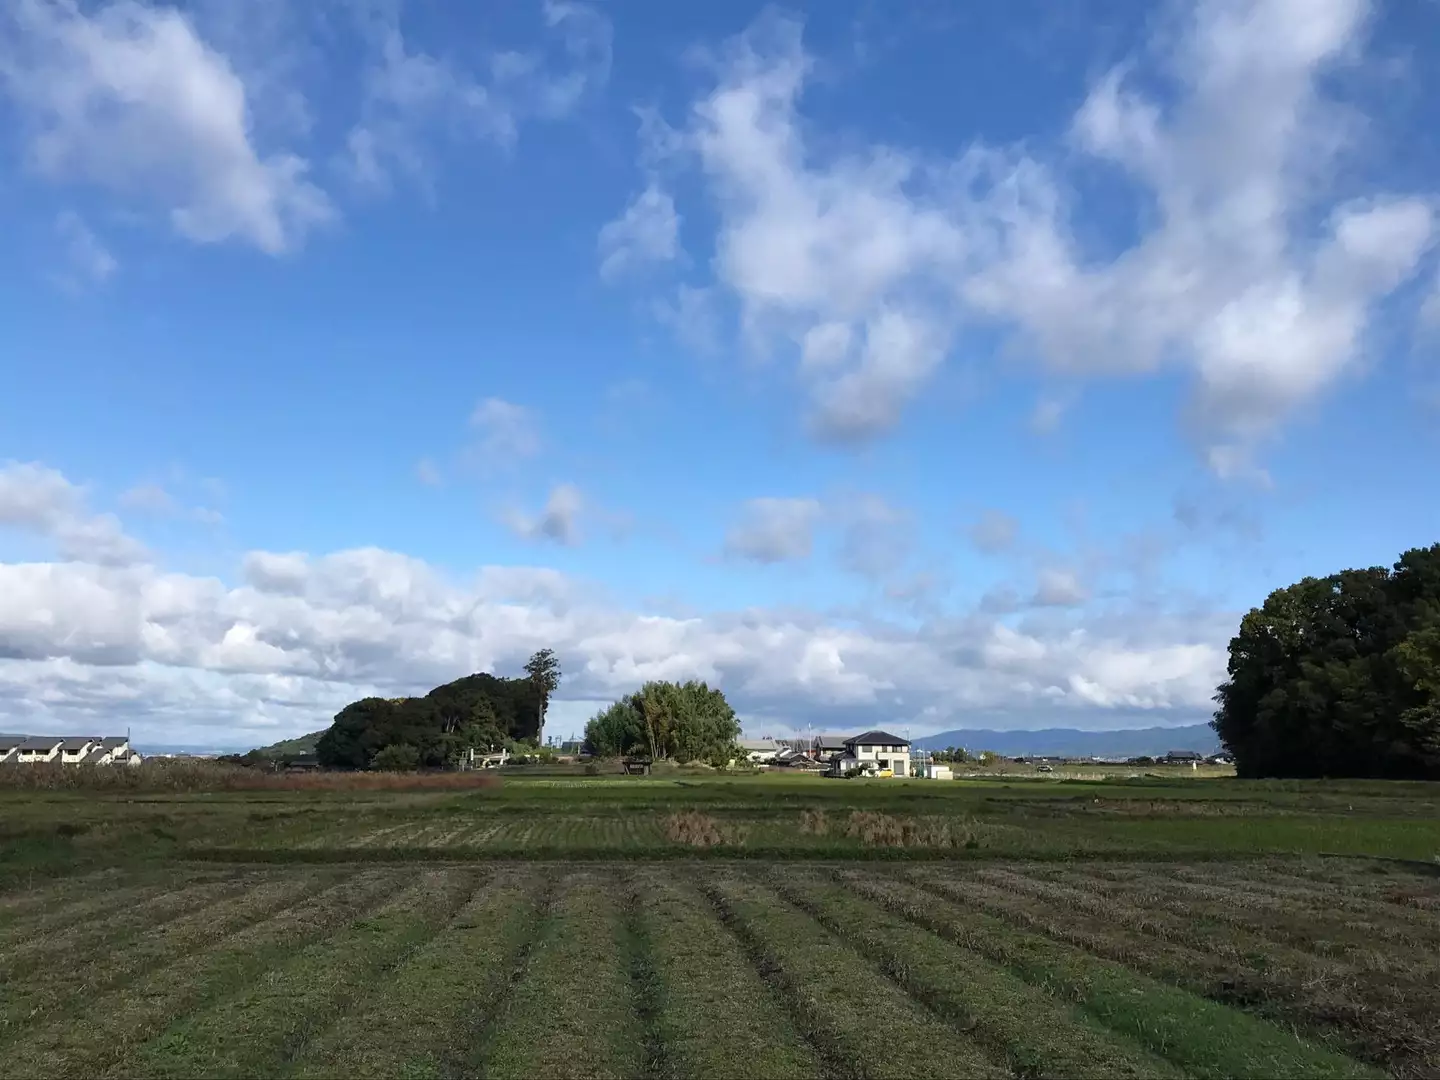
top-left (15, 737), bottom-right (63, 763)
top-left (830, 730), bottom-right (911, 778)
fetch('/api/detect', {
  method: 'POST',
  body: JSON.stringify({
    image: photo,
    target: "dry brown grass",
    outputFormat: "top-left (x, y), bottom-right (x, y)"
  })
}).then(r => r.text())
top-left (798, 809), bottom-right (829, 835)
top-left (0, 761), bottom-right (501, 793)
top-left (663, 811), bottom-right (747, 847)
top-left (844, 811), bottom-right (979, 848)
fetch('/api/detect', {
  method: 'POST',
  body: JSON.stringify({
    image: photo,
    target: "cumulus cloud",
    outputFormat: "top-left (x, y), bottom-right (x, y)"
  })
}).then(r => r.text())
top-left (0, 465), bottom-right (1233, 742)
top-left (598, 183), bottom-right (679, 280)
top-left (624, 0), bottom-right (1436, 468)
top-left (0, 0), bottom-right (332, 253)
top-left (0, 462), bottom-right (147, 567)
top-left (117, 483), bottom-right (176, 514)
top-left (724, 497), bottom-right (822, 563)
top-left (505, 483), bottom-right (583, 546)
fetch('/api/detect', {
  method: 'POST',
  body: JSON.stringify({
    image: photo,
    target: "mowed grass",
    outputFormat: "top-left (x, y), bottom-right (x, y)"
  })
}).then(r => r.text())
top-left (2, 771), bottom-right (1438, 1079)
top-left (0, 860), bottom-right (1431, 1078)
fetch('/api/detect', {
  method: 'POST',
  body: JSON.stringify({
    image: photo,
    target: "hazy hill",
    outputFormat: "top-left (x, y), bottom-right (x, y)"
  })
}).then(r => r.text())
top-left (248, 730), bottom-right (326, 757)
top-left (912, 724), bottom-right (1221, 759)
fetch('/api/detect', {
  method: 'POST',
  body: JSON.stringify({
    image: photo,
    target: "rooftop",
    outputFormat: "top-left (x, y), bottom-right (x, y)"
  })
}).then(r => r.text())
top-left (845, 730), bottom-right (911, 747)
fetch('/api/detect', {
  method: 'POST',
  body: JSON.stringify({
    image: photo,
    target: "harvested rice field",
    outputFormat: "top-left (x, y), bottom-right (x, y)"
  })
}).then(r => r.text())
top-left (1, 857), bottom-right (1437, 1079)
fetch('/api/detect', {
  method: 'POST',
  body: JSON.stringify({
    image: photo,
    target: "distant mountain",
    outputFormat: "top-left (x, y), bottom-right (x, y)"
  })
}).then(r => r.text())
top-left (246, 730), bottom-right (326, 757)
top-left (912, 724), bottom-right (1221, 759)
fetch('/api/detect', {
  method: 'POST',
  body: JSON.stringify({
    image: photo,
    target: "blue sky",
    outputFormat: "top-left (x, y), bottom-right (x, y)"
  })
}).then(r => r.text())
top-left (1, 0), bottom-right (1438, 748)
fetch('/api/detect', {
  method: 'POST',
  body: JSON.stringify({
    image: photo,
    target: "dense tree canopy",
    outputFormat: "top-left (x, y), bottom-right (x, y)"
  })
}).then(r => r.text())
top-left (315, 671), bottom-right (543, 769)
top-left (1213, 544), bottom-right (1440, 779)
top-left (583, 680), bottom-right (740, 765)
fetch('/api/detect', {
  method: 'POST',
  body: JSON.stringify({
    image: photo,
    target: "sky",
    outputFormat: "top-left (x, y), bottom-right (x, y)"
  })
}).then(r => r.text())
top-left (1, 0), bottom-right (1439, 749)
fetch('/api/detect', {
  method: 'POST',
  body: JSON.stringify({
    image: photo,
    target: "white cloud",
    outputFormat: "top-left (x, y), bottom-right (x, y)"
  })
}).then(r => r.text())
top-left (469, 397), bottom-right (541, 461)
top-left (626, 1), bottom-right (1437, 467)
top-left (833, 494), bottom-right (911, 580)
top-left (1032, 567), bottom-right (1088, 607)
top-left (0, 462), bottom-right (146, 566)
top-left (598, 183), bottom-right (679, 280)
top-left (505, 483), bottom-right (583, 546)
top-left (54, 210), bottom-right (117, 286)
top-left (968, 510), bottom-right (1019, 555)
top-left (0, 467), bottom-right (1230, 743)
top-left (1, 0), bottom-right (332, 253)
top-left (345, 1), bottom-right (611, 193)
top-left (117, 483), bottom-right (176, 514)
top-left (724, 497), bottom-right (822, 563)
top-left (1029, 397), bottom-right (1067, 435)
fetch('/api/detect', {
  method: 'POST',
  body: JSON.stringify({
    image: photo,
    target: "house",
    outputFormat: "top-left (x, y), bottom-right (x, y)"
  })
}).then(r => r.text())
top-left (779, 735), bottom-right (850, 759)
top-left (1164, 750), bottom-right (1204, 764)
top-left (15, 737), bottom-right (63, 764)
top-left (738, 738), bottom-right (781, 764)
top-left (58, 738), bottom-right (98, 764)
top-left (0, 735), bottom-right (24, 764)
top-left (829, 730), bottom-right (911, 778)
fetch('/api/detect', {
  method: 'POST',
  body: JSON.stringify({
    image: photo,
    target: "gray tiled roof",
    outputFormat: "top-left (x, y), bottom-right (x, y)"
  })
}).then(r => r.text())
top-left (844, 730), bottom-right (911, 747)
top-left (58, 738), bottom-right (97, 751)
top-left (0, 735), bottom-right (26, 752)
top-left (18, 737), bottom-right (63, 751)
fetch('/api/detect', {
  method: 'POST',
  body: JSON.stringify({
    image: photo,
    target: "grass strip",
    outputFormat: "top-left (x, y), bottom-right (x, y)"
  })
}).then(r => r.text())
top-left (702, 871), bottom-right (1007, 1079)
top-left (987, 865), bottom-right (1440, 1074)
top-left (843, 871), bottom-right (1380, 1080)
top-left (629, 869), bottom-right (824, 1080)
top-left (287, 868), bottom-right (545, 1079)
top-left (766, 867), bottom-right (1181, 1079)
top-left (0, 872), bottom-right (252, 982)
top-left (0, 872), bottom-right (215, 952)
top-left (0, 869), bottom-right (410, 1079)
top-left (121, 868), bottom-right (480, 1078)
top-left (0, 870), bottom-right (336, 1042)
top-left (0, 867), bottom-right (135, 927)
top-left (618, 875), bottom-right (667, 1080)
top-left (476, 871), bottom-right (645, 1080)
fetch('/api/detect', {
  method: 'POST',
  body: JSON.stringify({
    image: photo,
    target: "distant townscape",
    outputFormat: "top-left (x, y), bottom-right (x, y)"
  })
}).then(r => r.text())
top-left (0, 735), bottom-right (141, 767)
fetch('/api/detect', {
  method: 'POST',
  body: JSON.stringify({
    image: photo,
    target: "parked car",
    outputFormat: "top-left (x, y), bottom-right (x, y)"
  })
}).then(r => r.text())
top-left (1036, 763), bottom-right (1054, 773)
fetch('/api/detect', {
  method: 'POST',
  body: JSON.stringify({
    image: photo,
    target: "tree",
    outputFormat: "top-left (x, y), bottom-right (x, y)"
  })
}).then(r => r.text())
top-left (371, 743), bottom-right (420, 772)
top-left (583, 680), bottom-right (740, 763)
top-left (1213, 544), bottom-right (1440, 779)
top-left (524, 649), bottom-right (562, 745)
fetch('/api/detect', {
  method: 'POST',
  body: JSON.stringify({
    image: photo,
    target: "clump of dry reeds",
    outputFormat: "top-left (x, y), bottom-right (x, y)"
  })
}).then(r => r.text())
top-left (799, 809), bottom-right (830, 835)
top-left (664, 810), bottom-right (746, 847)
top-left (843, 811), bottom-right (979, 849)
top-left (0, 761), bottom-right (501, 794)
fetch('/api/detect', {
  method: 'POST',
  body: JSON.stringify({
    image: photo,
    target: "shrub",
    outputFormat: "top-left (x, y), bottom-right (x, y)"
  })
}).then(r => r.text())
top-left (370, 744), bottom-right (421, 772)
top-left (843, 811), bottom-right (979, 849)
top-left (798, 809), bottom-right (829, 836)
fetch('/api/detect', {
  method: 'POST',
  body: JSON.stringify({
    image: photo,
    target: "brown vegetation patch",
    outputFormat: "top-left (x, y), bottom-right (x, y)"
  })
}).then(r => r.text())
top-left (663, 811), bottom-right (747, 847)
top-left (844, 811), bottom-right (979, 848)
top-left (0, 761), bottom-right (501, 793)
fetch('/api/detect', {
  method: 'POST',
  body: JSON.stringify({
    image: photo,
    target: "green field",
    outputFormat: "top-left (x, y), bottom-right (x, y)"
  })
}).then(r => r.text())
top-left (2, 771), bottom-right (1438, 1078)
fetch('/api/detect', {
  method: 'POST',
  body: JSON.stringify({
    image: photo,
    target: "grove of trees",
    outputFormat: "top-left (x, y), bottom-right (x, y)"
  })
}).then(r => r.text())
top-left (583, 680), bottom-right (740, 765)
top-left (316, 655), bottom-right (558, 770)
top-left (1212, 543), bottom-right (1440, 779)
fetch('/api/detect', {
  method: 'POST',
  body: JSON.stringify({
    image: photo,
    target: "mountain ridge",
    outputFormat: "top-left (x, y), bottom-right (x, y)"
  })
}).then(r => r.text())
top-left (911, 723), bottom-right (1220, 758)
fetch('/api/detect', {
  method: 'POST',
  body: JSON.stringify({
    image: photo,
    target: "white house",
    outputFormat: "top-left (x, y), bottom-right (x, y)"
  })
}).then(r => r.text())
top-left (58, 738), bottom-right (98, 764)
top-left (0, 736), bottom-right (24, 764)
top-left (15, 737), bottom-right (63, 763)
top-left (829, 730), bottom-right (911, 778)
top-left (738, 738), bottom-right (781, 764)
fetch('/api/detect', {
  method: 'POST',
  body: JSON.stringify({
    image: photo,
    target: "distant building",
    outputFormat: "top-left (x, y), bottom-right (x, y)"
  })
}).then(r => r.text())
top-left (829, 730), bottom-right (911, 778)
top-left (738, 738), bottom-right (781, 763)
top-left (1164, 750), bottom-right (1204, 763)
top-left (3, 735), bottom-right (140, 766)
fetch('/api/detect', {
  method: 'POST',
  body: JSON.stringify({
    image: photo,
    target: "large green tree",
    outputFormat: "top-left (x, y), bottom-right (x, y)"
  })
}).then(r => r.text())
top-left (583, 680), bottom-right (740, 765)
top-left (316, 670), bottom-right (544, 769)
top-left (1213, 544), bottom-right (1440, 779)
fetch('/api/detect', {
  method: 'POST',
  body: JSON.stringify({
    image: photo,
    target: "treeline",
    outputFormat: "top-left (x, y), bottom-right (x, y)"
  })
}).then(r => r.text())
top-left (583, 680), bottom-right (740, 766)
top-left (316, 650), bottom-right (560, 770)
top-left (1213, 543), bottom-right (1440, 779)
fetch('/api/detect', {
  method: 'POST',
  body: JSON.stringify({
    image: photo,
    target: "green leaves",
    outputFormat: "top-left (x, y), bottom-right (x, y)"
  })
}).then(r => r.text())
top-left (1214, 543), bottom-right (1440, 779)
top-left (583, 680), bottom-right (741, 764)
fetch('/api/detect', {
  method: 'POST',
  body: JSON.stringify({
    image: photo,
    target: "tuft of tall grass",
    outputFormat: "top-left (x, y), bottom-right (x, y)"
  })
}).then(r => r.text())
top-left (664, 810), bottom-right (748, 847)
top-left (844, 811), bottom-right (981, 849)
